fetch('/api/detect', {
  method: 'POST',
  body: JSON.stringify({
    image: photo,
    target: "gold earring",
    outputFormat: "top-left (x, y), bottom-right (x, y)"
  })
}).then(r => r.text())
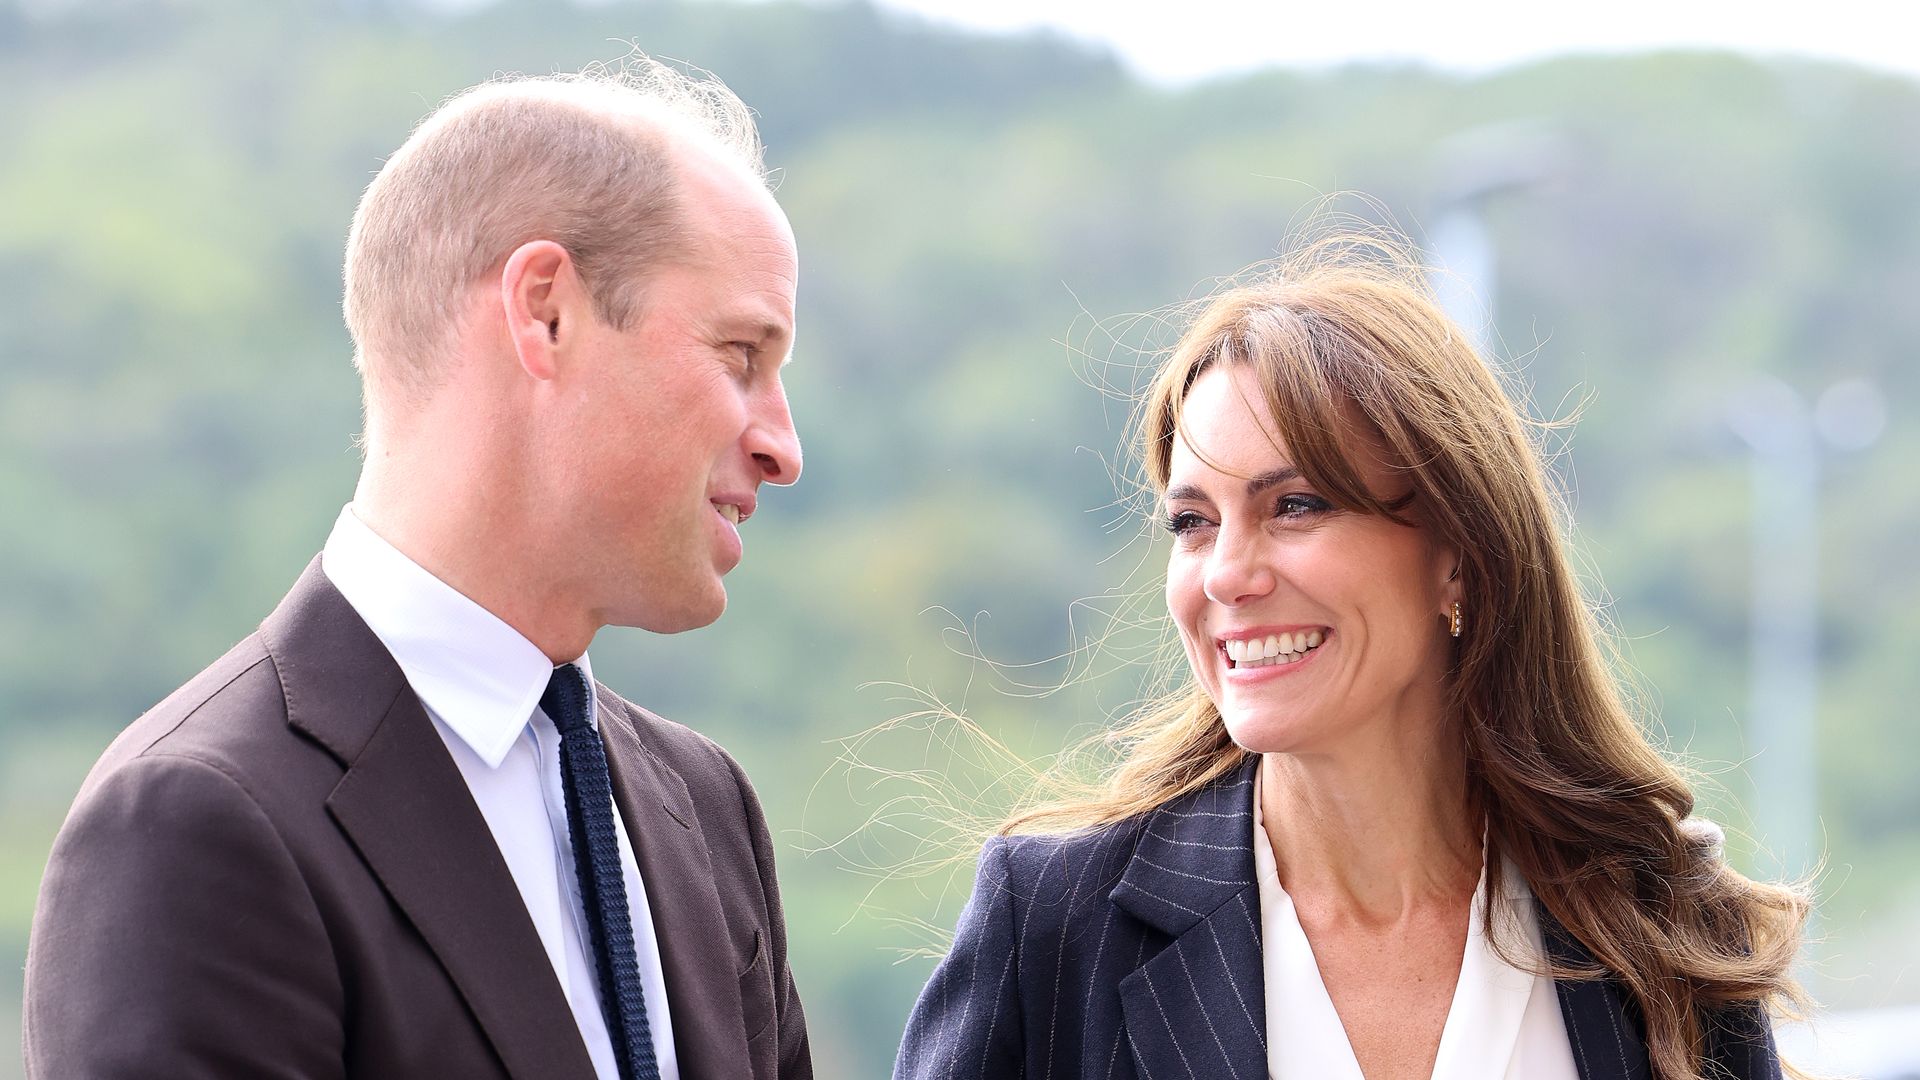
top-left (1449, 602), bottom-right (1463, 638)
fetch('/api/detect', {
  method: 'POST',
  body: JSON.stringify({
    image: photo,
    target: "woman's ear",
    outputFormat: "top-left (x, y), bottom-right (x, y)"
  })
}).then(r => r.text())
top-left (1438, 545), bottom-right (1464, 611)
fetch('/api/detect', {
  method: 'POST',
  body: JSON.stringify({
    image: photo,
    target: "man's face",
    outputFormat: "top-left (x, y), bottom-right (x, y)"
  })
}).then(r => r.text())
top-left (561, 151), bottom-right (802, 634)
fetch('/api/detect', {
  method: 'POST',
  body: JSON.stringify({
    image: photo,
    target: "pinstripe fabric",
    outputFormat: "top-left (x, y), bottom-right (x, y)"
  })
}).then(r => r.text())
top-left (896, 758), bottom-right (1785, 1080)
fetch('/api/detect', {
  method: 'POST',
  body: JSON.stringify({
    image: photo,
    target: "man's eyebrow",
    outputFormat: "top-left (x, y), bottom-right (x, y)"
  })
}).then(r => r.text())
top-left (723, 317), bottom-right (796, 366)
top-left (1165, 466), bottom-right (1302, 506)
top-left (730, 318), bottom-right (790, 346)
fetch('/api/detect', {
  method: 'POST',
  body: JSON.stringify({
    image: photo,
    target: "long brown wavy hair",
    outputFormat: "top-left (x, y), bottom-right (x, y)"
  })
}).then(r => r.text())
top-left (1002, 233), bottom-right (1810, 1080)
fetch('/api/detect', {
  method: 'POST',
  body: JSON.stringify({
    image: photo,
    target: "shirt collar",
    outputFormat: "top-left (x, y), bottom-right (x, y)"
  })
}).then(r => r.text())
top-left (319, 505), bottom-right (594, 768)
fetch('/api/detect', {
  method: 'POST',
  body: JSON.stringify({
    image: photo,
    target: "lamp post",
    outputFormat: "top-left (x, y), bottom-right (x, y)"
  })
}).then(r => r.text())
top-left (1724, 377), bottom-right (1884, 881)
top-left (1425, 122), bottom-right (1568, 353)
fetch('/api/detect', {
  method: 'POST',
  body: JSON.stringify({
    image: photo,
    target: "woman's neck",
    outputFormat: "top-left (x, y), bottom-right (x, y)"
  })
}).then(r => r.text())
top-left (1258, 723), bottom-right (1480, 925)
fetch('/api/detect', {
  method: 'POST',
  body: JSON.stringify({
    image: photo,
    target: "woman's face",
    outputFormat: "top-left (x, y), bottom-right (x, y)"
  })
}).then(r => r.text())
top-left (1163, 364), bottom-right (1460, 755)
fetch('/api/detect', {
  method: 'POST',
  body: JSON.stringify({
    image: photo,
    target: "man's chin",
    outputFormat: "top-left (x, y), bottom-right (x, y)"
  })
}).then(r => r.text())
top-left (621, 587), bottom-right (727, 636)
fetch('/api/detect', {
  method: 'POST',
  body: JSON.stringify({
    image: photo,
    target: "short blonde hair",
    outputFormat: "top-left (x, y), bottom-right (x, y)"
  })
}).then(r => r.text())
top-left (342, 56), bottom-right (766, 404)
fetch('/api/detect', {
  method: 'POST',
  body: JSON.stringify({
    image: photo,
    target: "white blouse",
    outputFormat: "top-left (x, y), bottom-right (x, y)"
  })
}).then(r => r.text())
top-left (1252, 773), bottom-right (1580, 1080)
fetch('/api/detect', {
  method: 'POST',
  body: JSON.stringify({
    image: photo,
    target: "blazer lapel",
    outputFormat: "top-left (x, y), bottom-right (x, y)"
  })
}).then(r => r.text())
top-left (1112, 759), bottom-right (1267, 1080)
top-left (1542, 910), bottom-right (1652, 1080)
top-left (263, 559), bottom-right (597, 1080)
top-left (596, 691), bottom-right (753, 1080)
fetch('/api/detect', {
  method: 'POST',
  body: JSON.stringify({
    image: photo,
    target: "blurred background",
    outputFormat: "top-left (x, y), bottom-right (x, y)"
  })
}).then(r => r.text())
top-left (3, 0), bottom-right (1915, 1075)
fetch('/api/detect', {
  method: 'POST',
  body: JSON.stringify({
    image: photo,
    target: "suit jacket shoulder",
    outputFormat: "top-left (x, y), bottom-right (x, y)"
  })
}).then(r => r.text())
top-left (977, 814), bottom-right (1150, 959)
top-left (76, 629), bottom-right (345, 815)
top-left (24, 622), bottom-right (366, 1078)
top-left (896, 768), bottom-right (1261, 1080)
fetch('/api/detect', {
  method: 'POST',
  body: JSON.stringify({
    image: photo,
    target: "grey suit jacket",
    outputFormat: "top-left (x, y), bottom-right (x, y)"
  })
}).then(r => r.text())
top-left (24, 558), bottom-right (811, 1079)
top-left (895, 758), bottom-right (1782, 1080)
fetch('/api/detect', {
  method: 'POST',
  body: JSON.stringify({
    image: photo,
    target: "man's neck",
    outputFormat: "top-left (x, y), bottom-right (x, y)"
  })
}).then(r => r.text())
top-left (349, 467), bottom-right (594, 664)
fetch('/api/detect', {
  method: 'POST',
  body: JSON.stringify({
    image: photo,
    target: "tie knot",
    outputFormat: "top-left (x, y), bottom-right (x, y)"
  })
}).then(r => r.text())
top-left (541, 663), bottom-right (594, 735)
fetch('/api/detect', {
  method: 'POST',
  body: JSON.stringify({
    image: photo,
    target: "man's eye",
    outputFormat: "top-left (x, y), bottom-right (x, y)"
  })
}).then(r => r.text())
top-left (728, 342), bottom-right (758, 368)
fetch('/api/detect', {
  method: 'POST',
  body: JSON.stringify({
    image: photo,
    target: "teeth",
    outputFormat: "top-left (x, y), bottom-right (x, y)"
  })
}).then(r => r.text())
top-left (717, 504), bottom-right (741, 525)
top-left (1227, 630), bottom-right (1326, 669)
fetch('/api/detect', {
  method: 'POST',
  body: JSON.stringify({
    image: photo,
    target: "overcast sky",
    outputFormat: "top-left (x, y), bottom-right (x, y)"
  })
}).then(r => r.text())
top-left (852, 0), bottom-right (1918, 84)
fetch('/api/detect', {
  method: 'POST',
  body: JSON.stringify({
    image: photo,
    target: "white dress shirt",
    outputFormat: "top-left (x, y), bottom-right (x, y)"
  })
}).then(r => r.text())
top-left (1252, 770), bottom-right (1578, 1080)
top-left (322, 506), bottom-right (679, 1080)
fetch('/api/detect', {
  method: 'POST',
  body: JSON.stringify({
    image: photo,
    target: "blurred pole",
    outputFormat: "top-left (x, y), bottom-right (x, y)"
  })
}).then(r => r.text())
top-left (1726, 377), bottom-right (1885, 881)
top-left (1726, 381), bottom-right (1819, 879)
top-left (1429, 210), bottom-right (1496, 356)
top-left (1425, 123), bottom-right (1567, 357)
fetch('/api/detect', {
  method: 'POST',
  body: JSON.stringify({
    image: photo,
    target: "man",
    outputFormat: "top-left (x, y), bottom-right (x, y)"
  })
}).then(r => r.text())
top-left (23, 59), bottom-right (811, 1080)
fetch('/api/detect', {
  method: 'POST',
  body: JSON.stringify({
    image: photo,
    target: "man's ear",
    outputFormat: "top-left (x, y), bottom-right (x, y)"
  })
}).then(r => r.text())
top-left (500, 240), bottom-right (577, 381)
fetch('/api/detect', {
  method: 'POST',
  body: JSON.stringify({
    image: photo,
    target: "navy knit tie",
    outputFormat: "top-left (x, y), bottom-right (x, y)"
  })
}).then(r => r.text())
top-left (541, 664), bottom-right (660, 1080)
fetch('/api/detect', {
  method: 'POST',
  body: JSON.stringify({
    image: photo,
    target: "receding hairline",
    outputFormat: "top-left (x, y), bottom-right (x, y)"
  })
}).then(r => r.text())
top-left (423, 75), bottom-right (764, 179)
top-left (428, 77), bottom-right (780, 289)
top-left (343, 60), bottom-right (772, 411)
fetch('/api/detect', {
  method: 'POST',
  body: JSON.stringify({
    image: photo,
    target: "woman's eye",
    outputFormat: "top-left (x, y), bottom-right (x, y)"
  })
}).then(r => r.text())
top-left (1163, 510), bottom-right (1212, 535)
top-left (1277, 493), bottom-right (1333, 518)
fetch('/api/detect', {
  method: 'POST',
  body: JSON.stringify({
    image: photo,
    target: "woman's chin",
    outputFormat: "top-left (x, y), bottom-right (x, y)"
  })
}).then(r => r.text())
top-left (1222, 712), bottom-right (1326, 756)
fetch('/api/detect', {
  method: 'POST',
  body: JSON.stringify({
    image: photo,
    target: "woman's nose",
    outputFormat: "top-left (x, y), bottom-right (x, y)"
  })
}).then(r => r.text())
top-left (1201, 527), bottom-right (1276, 607)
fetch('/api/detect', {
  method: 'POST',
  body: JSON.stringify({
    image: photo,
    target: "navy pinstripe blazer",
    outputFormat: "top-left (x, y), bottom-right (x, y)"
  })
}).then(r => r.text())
top-left (895, 759), bottom-right (1782, 1080)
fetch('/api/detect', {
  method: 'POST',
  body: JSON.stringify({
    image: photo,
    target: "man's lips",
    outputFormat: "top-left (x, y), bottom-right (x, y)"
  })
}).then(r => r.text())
top-left (710, 492), bottom-right (756, 525)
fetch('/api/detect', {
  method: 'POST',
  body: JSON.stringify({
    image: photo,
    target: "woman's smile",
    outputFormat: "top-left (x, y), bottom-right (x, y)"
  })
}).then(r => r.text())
top-left (1219, 626), bottom-right (1331, 682)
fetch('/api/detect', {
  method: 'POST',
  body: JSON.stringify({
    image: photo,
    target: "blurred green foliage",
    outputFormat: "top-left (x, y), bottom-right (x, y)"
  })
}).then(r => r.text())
top-left (3, 1), bottom-right (1917, 1074)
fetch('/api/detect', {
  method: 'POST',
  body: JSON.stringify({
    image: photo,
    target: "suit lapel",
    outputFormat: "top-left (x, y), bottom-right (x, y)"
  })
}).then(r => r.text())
top-left (263, 559), bottom-right (597, 1080)
top-left (596, 691), bottom-right (753, 1080)
top-left (1542, 909), bottom-right (1652, 1080)
top-left (1112, 759), bottom-right (1267, 1080)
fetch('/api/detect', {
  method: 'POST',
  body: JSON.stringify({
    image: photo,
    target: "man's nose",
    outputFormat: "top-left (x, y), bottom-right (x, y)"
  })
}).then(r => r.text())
top-left (747, 384), bottom-right (802, 486)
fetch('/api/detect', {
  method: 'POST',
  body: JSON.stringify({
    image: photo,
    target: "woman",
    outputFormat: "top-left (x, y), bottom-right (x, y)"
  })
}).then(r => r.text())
top-left (894, 237), bottom-right (1808, 1080)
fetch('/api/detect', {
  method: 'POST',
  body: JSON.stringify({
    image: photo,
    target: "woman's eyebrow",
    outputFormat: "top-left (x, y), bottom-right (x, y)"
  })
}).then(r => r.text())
top-left (1165, 466), bottom-right (1302, 505)
top-left (1245, 466), bottom-right (1302, 496)
top-left (1164, 483), bottom-right (1207, 504)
